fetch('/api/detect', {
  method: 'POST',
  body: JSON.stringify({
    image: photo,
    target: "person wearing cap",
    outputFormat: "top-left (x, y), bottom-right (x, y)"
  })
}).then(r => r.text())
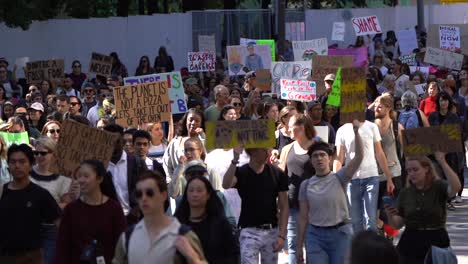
top-left (29, 102), bottom-right (47, 134)
top-left (81, 82), bottom-right (97, 117)
top-left (307, 100), bottom-right (336, 144)
top-left (317, 73), bottom-right (335, 108)
top-left (244, 43), bottom-right (263, 72)
top-left (204, 85), bottom-right (230, 122)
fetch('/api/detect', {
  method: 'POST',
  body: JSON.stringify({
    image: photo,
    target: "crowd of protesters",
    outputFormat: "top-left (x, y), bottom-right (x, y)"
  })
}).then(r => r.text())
top-left (0, 26), bottom-right (467, 264)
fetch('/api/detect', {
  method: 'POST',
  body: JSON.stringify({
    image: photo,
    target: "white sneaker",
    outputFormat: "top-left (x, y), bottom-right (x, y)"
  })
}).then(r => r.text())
top-left (455, 196), bottom-right (463, 203)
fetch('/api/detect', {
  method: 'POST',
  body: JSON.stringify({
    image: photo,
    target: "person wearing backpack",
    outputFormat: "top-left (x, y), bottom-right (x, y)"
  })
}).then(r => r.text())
top-left (398, 91), bottom-right (430, 129)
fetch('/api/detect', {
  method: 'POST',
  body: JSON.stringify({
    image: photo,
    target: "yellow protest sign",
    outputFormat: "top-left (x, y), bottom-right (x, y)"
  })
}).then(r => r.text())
top-left (339, 67), bottom-right (366, 124)
top-left (402, 124), bottom-right (463, 157)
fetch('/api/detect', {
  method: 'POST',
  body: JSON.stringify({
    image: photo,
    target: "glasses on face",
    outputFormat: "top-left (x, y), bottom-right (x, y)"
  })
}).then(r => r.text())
top-left (48, 129), bottom-right (60, 134)
top-left (135, 188), bottom-right (155, 199)
top-left (70, 102), bottom-right (80, 106)
top-left (232, 103), bottom-right (242, 107)
top-left (33, 150), bottom-right (50, 156)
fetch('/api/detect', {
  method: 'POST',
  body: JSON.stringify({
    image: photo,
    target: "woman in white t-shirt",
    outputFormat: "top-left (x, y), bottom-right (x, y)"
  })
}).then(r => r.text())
top-left (146, 121), bottom-right (171, 163)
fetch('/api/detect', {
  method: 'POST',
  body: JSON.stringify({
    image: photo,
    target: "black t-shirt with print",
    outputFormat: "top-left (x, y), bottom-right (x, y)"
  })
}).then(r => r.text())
top-left (0, 182), bottom-right (61, 252)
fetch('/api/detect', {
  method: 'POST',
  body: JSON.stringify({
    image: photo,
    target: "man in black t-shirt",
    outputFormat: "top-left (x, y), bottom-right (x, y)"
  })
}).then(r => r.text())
top-left (223, 147), bottom-right (289, 264)
top-left (0, 144), bottom-right (61, 264)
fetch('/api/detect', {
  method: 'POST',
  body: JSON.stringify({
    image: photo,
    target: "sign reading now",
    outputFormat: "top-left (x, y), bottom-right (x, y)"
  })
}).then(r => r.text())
top-left (351, 15), bottom-right (382, 36)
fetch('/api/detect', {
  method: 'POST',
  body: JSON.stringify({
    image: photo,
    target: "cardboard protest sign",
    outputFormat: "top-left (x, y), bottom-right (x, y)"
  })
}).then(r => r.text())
top-left (205, 120), bottom-right (276, 150)
top-left (255, 69), bottom-right (272, 91)
top-left (227, 45), bottom-right (272, 76)
top-left (427, 24), bottom-right (468, 55)
top-left (280, 79), bottom-right (317, 102)
top-left (198, 35), bottom-right (216, 53)
top-left (88, 52), bottom-right (113, 77)
top-left (328, 47), bottom-right (368, 67)
top-left (292, 38), bottom-right (328, 61)
top-left (24, 59), bottom-right (64, 84)
top-left (351, 15), bottom-right (382, 36)
top-left (424, 47), bottom-right (463, 70)
top-left (188, 51), bottom-right (215, 72)
top-left (332, 22), bottom-right (345, 41)
top-left (396, 28), bottom-right (418, 55)
top-left (439, 25), bottom-right (461, 51)
top-left (123, 72), bottom-right (187, 114)
top-left (55, 119), bottom-right (120, 177)
top-left (340, 67), bottom-right (366, 124)
top-left (399, 54), bottom-right (417, 66)
top-left (271, 61), bottom-right (311, 95)
top-left (312, 55), bottom-right (353, 96)
top-left (409, 66), bottom-right (429, 78)
top-left (402, 124), bottom-right (463, 157)
top-left (240, 38), bottom-right (276, 61)
top-left (326, 67), bottom-right (342, 107)
top-left (114, 81), bottom-right (171, 127)
top-left (0, 132), bottom-right (29, 147)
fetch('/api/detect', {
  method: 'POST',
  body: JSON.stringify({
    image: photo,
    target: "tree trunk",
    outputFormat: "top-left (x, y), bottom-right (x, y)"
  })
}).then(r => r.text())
top-left (311, 0), bottom-right (321, 9)
top-left (163, 0), bottom-right (169, 13)
top-left (117, 0), bottom-right (130, 16)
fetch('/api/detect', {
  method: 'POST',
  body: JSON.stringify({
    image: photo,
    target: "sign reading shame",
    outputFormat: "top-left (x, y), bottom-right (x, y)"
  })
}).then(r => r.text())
top-left (402, 124), bottom-right (463, 157)
top-left (188, 51), bottom-right (216, 72)
top-left (25, 59), bottom-right (64, 84)
top-left (88, 52), bottom-right (113, 77)
top-left (55, 120), bottom-right (119, 177)
top-left (351, 15), bottom-right (382, 36)
top-left (114, 81), bottom-right (171, 127)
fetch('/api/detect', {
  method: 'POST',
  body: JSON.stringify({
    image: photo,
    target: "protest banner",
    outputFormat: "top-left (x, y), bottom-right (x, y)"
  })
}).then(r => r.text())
top-left (399, 54), bottom-right (417, 66)
top-left (326, 67), bottom-right (342, 107)
top-left (205, 119), bottom-right (276, 150)
top-left (198, 34), bottom-right (216, 53)
top-left (271, 61), bottom-right (311, 95)
top-left (351, 15), bottom-right (382, 36)
top-left (402, 124), bottom-right (463, 157)
top-left (332, 22), bottom-right (345, 41)
top-left (424, 47), bottom-right (464, 70)
top-left (280, 79), bottom-right (317, 102)
top-left (0, 132), bottom-right (29, 147)
top-left (396, 28), bottom-right (418, 55)
top-left (255, 69), bottom-right (272, 91)
top-left (328, 46), bottom-right (368, 67)
top-left (292, 38), bottom-right (328, 61)
top-left (227, 45), bottom-right (272, 76)
top-left (340, 67), bottom-right (366, 124)
top-left (114, 81), bottom-right (171, 127)
top-left (123, 72), bottom-right (187, 114)
top-left (54, 120), bottom-right (120, 177)
top-left (240, 38), bottom-right (276, 61)
top-left (88, 52), bottom-right (113, 77)
top-left (311, 55), bottom-right (353, 95)
top-left (439, 25), bottom-right (461, 51)
top-left (427, 24), bottom-right (468, 55)
top-left (24, 59), bottom-right (64, 84)
top-left (188, 51), bottom-right (216, 72)
top-left (409, 66), bottom-right (430, 78)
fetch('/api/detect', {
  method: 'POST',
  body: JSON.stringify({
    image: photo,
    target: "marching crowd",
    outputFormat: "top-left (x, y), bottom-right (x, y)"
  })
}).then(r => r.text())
top-left (0, 28), bottom-right (467, 264)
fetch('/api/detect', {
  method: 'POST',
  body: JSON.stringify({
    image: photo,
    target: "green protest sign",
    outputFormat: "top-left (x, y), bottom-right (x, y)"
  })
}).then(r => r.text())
top-left (326, 67), bottom-right (342, 107)
top-left (0, 132), bottom-right (29, 147)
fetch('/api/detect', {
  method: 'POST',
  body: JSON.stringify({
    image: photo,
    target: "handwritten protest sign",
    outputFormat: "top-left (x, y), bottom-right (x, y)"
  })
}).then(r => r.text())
top-left (326, 67), bottom-right (341, 107)
top-left (123, 72), bottom-right (187, 114)
top-left (409, 66), bottom-right (429, 78)
top-left (198, 35), bottom-right (216, 53)
top-left (88, 52), bottom-right (113, 77)
top-left (0, 132), bottom-right (29, 147)
top-left (351, 15), bottom-right (382, 36)
top-left (414, 83), bottom-right (426, 95)
top-left (25, 59), bottom-right (64, 84)
top-left (439, 25), bottom-right (461, 51)
top-left (332, 22), bottom-right (345, 41)
top-left (427, 24), bottom-right (468, 55)
top-left (255, 69), bottom-right (272, 91)
top-left (114, 81), bottom-right (171, 127)
top-left (399, 54), bottom-right (417, 66)
top-left (227, 45), bottom-right (272, 76)
top-left (292, 38), bottom-right (328, 61)
top-left (280, 79), bottom-right (317, 102)
top-left (205, 120), bottom-right (276, 150)
top-left (55, 120), bottom-right (120, 177)
top-left (424, 47), bottom-right (463, 70)
top-left (340, 67), bottom-right (366, 124)
top-left (240, 38), bottom-right (276, 61)
top-left (312, 55), bottom-right (353, 95)
top-left (188, 51), bottom-right (215, 72)
top-left (271, 61), bottom-right (311, 95)
top-left (397, 28), bottom-right (418, 55)
top-left (328, 47), bottom-right (368, 67)
top-left (402, 124), bottom-right (463, 157)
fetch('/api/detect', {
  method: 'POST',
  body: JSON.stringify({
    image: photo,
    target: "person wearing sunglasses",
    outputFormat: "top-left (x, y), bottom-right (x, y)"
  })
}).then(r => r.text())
top-left (80, 83), bottom-right (97, 117)
top-left (41, 120), bottom-right (61, 142)
top-left (135, 55), bottom-right (155, 76)
top-left (113, 170), bottom-right (206, 263)
top-left (55, 160), bottom-right (126, 264)
top-left (229, 95), bottom-right (245, 120)
top-left (68, 60), bottom-right (87, 91)
top-left (68, 95), bottom-right (82, 116)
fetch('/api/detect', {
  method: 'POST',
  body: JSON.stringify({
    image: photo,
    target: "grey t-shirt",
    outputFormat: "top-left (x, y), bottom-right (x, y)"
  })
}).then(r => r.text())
top-left (298, 168), bottom-right (351, 227)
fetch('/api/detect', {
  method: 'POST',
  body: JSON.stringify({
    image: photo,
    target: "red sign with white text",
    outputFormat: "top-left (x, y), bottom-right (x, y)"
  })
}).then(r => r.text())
top-left (280, 79), bottom-right (317, 102)
top-left (351, 15), bottom-right (382, 36)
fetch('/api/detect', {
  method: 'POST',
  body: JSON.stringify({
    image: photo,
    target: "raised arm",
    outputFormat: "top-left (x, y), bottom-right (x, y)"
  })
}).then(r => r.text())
top-left (222, 147), bottom-right (242, 189)
top-left (340, 120), bottom-right (364, 180)
top-left (435, 152), bottom-right (461, 197)
top-left (333, 144), bottom-right (345, 172)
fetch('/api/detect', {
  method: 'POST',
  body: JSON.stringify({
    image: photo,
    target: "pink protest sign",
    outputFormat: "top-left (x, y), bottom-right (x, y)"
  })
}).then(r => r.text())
top-left (280, 79), bottom-right (317, 102)
top-left (328, 46), bottom-right (368, 67)
top-left (351, 15), bottom-right (382, 36)
top-left (187, 51), bottom-right (216, 72)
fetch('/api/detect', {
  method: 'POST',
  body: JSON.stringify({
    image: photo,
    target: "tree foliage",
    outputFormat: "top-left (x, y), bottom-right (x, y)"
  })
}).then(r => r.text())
top-left (0, 0), bottom-right (64, 30)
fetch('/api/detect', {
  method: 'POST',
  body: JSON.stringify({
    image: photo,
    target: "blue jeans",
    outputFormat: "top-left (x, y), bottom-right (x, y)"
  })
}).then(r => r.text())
top-left (287, 208), bottom-right (299, 264)
top-left (348, 176), bottom-right (380, 232)
top-left (40, 224), bottom-right (58, 264)
top-left (305, 223), bottom-right (353, 264)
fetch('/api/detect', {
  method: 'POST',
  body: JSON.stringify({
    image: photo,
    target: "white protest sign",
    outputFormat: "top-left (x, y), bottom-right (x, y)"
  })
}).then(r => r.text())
top-left (280, 79), bottom-right (317, 102)
top-left (397, 28), bottom-right (418, 55)
top-left (415, 83), bottom-right (426, 95)
top-left (314, 126), bottom-right (329, 143)
top-left (439, 25), bottom-right (461, 51)
top-left (292, 38), bottom-right (328, 60)
top-left (351, 15), bottom-right (382, 36)
top-left (424, 47), bottom-right (463, 70)
top-left (409, 66), bottom-right (430, 78)
top-left (332, 22), bottom-right (345, 41)
top-left (399, 54), bottom-right (416, 66)
top-left (271, 61), bottom-right (311, 95)
top-left (15, 57), bottom-right (29, 68)
top-left (227, 45), bottom-right (272, 76)
top-left (198, 35), bottom-right (216, 53)
top-left (187, 51), bottom-right (215, 72)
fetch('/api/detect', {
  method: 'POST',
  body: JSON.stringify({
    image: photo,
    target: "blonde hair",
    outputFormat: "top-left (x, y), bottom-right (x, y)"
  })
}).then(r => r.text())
top-left (41, 120), bottom-right (61, 135)
top-left (0, 136), bottom-right (6, 159)
top-left (375, 94), bottom-right (396, 120)
top-left (184, 137), bottom-right (206, 161)
top-left (34, 136), bottom-right (57, 154)
top-left (405, 156), bottom-right (440, 188)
